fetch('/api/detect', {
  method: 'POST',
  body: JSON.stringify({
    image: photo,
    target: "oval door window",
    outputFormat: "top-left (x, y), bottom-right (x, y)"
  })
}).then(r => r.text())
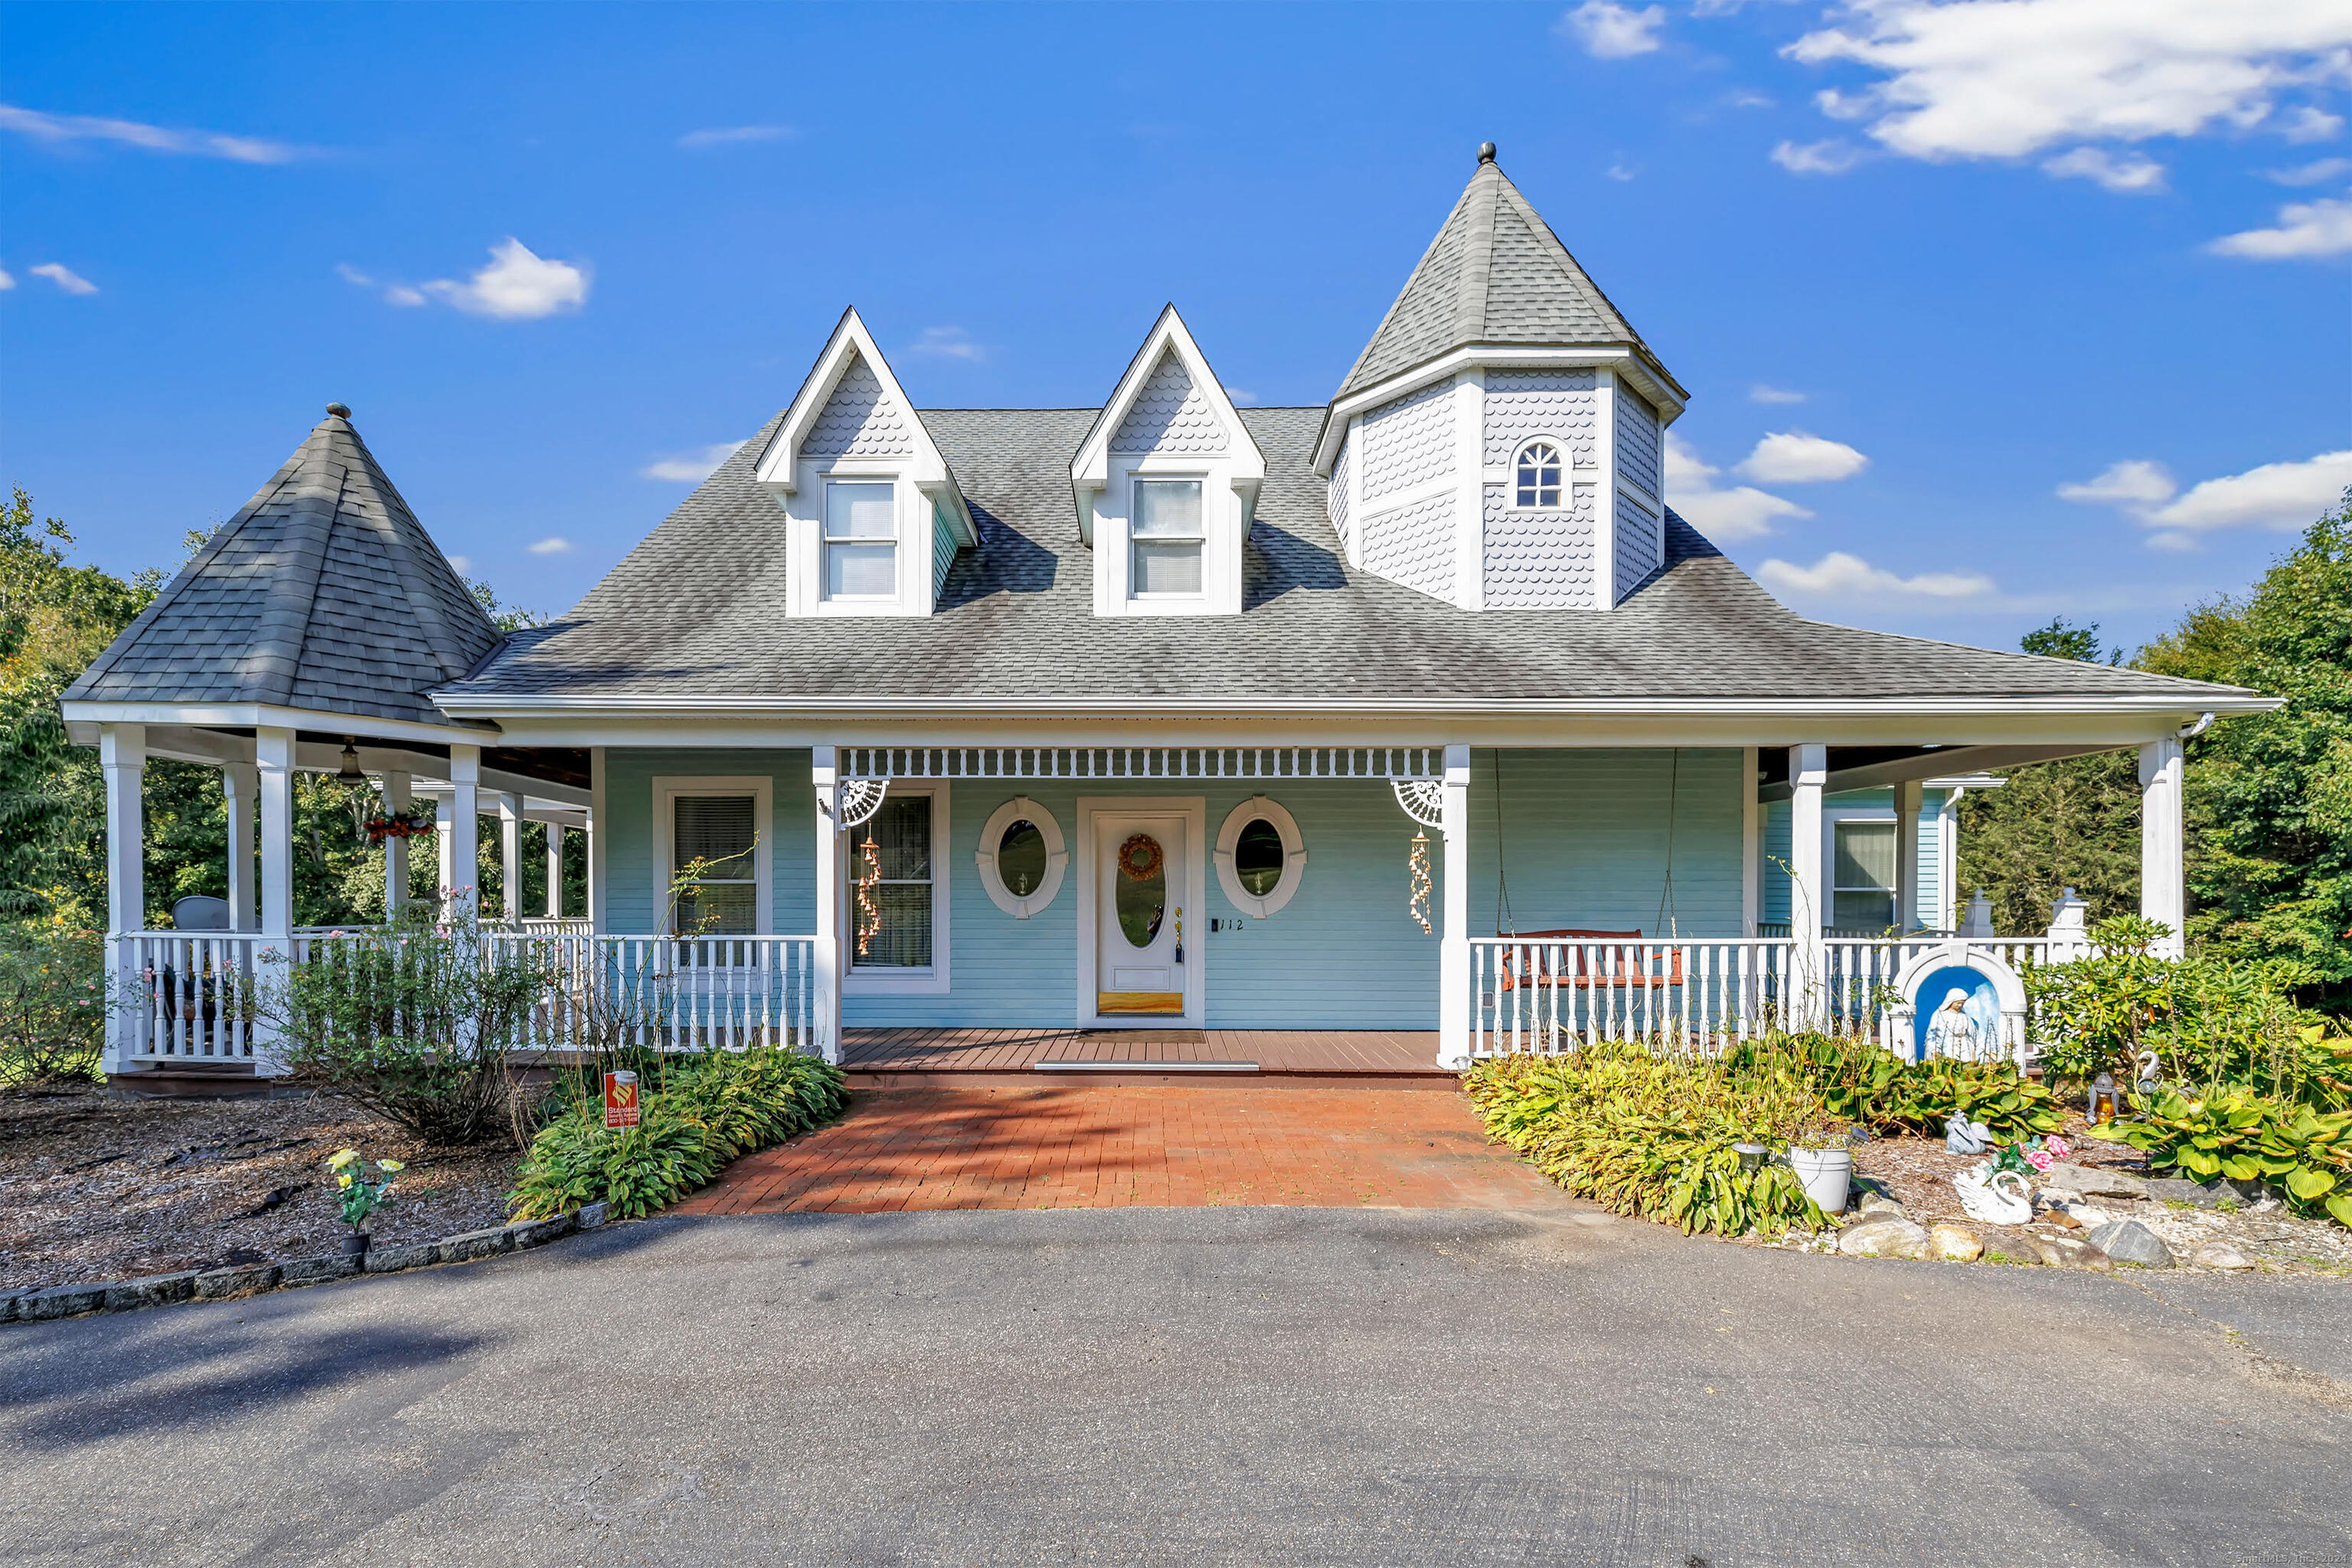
top-left (1116, 833), bottom-right (1168, 948)
top-left (997, 819), bottom-right (1048, 897)
top-left (1233, 818), bottom-right (1286, 897)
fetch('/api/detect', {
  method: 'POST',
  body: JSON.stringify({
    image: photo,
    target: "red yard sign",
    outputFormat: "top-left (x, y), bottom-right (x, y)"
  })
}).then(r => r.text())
top-left (604, 1070), bottom-right (639, 1130)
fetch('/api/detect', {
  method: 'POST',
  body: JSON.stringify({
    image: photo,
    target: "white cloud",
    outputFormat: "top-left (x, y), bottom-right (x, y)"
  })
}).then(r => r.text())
top-left (2057, 459), bottom-right (2177, 506)
top-left (2207, 196), bottom-right (2352, 258)
top-left (527, 537), bottom-right (572, 555)
top-left (1605, 158), bottom-right (1638, 181)
top-left (1726, 88), bottom-right (1778, 109)
top-left (1560, 2), bottom-right (1664, 60)
top-left (447, 555), bottom-right (472, 576)
top-left (906, 326), bottom-right (985, 363)
top-left (1749, 384), bottom-right (1808, 405)
top-left (1784, 2), bottom-right (2352, 164)
top-left (2060, 449), bottom-right (2352, 543)
top-left (385, 284), bottom-right (426, 308)
top-left (0, 103), bottom-right (304, 163)
top-left (1772, 138), bottom-right (1862, 175)
top-left (2260, 155), bottom-right (2352, 185)
top-left (0, 264), bottom-right (14, 290)
top-left (28, 262), bottom-right (96, 296)
top-left (337, 263), bottom-right (430, 309)
top-left (1738, 430), bottom-right (1869, 484)
top-left (1664, 431), bottom-right (1811, 541)
top-left (2276, 104), bottom-right (2345, 142)
top-left (640, 442), bottom-right (746, 483)
top-left (2041, 145), bottom-right (2167, 192)
top-left (677, 125), bottom-right (795, 150)
top-left (1759, 550), bottom-right (1994, 599)
top-left (420, 239), bottom-right (590, 320)
top-left (1227, 388), bottom-right (1260, 407)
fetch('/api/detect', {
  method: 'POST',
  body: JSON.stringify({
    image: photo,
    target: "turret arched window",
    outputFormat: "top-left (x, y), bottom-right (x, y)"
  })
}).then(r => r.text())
top-left (1514, 441), bottom-right (1563, 508)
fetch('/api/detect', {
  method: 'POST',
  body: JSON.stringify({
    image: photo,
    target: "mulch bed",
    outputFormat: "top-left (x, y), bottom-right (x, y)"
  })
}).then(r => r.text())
top-left (0, 1086), bottom-right (518, 1293)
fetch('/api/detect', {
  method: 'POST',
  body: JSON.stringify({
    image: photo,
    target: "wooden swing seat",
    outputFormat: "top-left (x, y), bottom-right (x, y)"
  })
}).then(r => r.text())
top-left (1496, 929), bottom-right (1686, 990)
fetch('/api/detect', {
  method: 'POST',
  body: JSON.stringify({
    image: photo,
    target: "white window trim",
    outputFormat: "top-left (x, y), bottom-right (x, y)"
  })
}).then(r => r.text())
top-left (1825, 809), bottom-right (1900, 933)
top-left (1511, 439), bottom-right (1568, 512)
top-left (1124, 469), bottom-right (1210, 604)
top-left (975, 795), bottom-right (1067, 919)
top-left (1213, 795), bottom-right (1305, 920)
top-left (650, 776), bottom-right (773, 936)
top-left (821, 476), bottom-right (900, 603)
top-left (844, 779), bottom-right (951, 995)
top-left (1075, 795), bottom-right (1206, 1029)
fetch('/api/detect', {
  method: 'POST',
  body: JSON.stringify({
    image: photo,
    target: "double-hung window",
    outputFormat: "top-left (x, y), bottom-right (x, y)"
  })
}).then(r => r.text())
top-left (671, 795), bottom-right (757, 936)
top-left (824, 481), bottom-right (897, 599)
top-left (1130, 478), bottom-right (1204, 596)
top-left (1831, 821), bottom-right (1898, 932)
top-left (850, 795), bottom-right (936, 969)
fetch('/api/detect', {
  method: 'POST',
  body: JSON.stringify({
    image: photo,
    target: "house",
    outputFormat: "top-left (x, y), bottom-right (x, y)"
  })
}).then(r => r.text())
top-left (62, 146), bottom-right (2270, 1080)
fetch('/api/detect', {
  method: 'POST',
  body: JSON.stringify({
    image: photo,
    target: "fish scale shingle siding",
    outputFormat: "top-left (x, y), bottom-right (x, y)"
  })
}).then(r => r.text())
top-left (1109, 349), bottom-right (1229, 454)
top-left (1615, 494), bottom-right (1661, 601)
top-left (802, 354), bottom-right (916, 459)
top-left (1360, 381), bottom-right (1455, 501)
top-left (1485, 483), bottom-right (1596, 609)
top-left (1615, 384), bottom-right (1661, 498)
top-left (1327, 436), bottom-right (1353, 554)
top-left (1360, 489), bottom-right (1456, 604)
top-left (1483, 369), bottom-right (1598, 467)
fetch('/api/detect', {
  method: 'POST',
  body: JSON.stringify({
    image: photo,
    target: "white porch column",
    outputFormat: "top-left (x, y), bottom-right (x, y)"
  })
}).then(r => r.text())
top-left (223, 763), bottom-right (258, 931)
top-left (1437, 743), bottom-right (1472, 1070)
top-left (253, 726), bottom-right (296, 1076)
top-left (382, 770), bottom-right (410, 917)
top-left (1893, 778), bottom-right (1923, 935)
top-left (2139, 737), bottom-right (2186, 959)
top-left (100, 724), bottom-right (145, 1076)
top-left (812, 746), bottom-right (842, 1064)
top-left (545, 823), bottom-right (565, 919)
top-left (448, 746), bottom-right (481, 919)
top-left (497, 792), bottom-right (524, 924)
top-left (1788, 744), bottom-right (1828, 1027)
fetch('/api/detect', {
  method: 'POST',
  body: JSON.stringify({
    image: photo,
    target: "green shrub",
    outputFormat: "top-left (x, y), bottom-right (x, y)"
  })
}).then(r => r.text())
top-left (1466, 1047), bottom-right (1830, 1237)
top-left (2090, 1087), bottom-right (2352, 1228)
top-left (508, 1046), bottom-right (848, 1220)
top-left (1727, 1033), bottom-right (2061, 1141)
top-left (0, 924), bottom-right (105, 1085)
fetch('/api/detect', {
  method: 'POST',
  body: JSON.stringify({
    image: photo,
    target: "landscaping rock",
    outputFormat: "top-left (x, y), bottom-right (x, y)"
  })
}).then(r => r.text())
top-left (2039, 1163), bottom-right (2148, 1200)
top-left (194, 1263), bottom-right (280, 1299)
top-left (1929, 1224), bottom-right (1984, 1262)
top-left (277, 1254), bottom-right (360, 1287)
top-left (438, 1226), bottom-right (514, 1264)
top-left (577, 1201), bottom-right (609, 1230)
top-left (104, 1272), bottom-right (199, 1312)
top-left (2192, 1242), bottom-right (2255, 1271)
top-left (2024, 1231), bottom-right (2113, 1270)
top-left (20, 1281), bottom-right (109, 1320)
top-left (0, 1293), bottom-right (18, 1324)
top-left (2144, 1178), bottom-right (2226, 1208)
top-left (1838, 1218), bottom-right (1930, 1259)
top-left (2087, 1220), bottom-right (2174, 1268)
top-left (1856, 1193), bottom-right (1906, 1220)
top-left (363, 1242), bottom-right (438, 1274)
top-left (505, 1214), bottom-right (576, 1250)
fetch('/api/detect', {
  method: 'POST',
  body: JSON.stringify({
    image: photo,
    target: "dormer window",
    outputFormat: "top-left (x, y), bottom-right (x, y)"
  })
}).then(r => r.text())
top-left (1132, 479), bottom-right (1204, 596)
top-left (1514, 441), bottom-right (1563, 508)
top-left (823, 480), bottom-right (897, 599)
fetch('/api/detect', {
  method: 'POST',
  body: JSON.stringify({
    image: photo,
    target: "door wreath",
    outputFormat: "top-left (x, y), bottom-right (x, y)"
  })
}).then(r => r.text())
top-left (1116, 833), bottom-right (1165, 882)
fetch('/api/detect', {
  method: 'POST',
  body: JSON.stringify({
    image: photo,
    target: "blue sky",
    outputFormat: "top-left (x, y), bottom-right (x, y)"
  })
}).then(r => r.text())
top-left (4, 1), bottom-right (2347, 655)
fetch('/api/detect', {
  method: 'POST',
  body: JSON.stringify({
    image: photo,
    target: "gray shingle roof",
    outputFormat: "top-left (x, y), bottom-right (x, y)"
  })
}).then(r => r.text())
top-left (1334, 154), bottom-right (1683, 403)
top-left (66, 410), bottom-right (501, 726)
top-left (443, 407), bottom-right (2248, 707)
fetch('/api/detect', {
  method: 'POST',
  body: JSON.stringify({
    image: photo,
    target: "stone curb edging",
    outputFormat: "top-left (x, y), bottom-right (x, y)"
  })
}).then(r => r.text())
top-left (0, 1202), bottom-right (609, 1325)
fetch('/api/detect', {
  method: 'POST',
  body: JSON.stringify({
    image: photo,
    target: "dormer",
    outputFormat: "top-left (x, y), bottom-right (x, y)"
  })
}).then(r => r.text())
top-left (1313, 145), bottom-right (1686, 612)
top-left (1070, 306), bottom-right (1266, 618)
top-left (755, 308), bottom-right (979, 618)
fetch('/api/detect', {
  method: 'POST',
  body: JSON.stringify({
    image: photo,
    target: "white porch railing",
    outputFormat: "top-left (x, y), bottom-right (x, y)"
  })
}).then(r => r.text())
top-left (116, 932), bottom-right (266, 1061)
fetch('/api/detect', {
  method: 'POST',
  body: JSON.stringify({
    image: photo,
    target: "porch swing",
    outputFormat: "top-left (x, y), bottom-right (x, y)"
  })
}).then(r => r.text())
top-left (1493, 750), bottom-right (1687, 994)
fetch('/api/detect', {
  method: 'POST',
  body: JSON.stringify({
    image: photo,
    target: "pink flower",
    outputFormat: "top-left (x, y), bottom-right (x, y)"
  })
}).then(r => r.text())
top-left (2025, 1148), bottom-right (2055, 1173)
top-left (2046, 1137), bottom-right (2069, 1158)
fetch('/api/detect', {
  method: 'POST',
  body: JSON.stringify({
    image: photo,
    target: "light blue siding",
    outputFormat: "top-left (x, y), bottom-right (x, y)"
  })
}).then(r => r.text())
top-left (1761, 786), bottom-right (1950, 931)
top-left (599, 748), bottom-right (818, 936)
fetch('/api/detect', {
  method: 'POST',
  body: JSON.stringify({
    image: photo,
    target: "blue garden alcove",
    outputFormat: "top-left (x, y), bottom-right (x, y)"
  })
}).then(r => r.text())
top-left (1909, 965), bottom-right (2004, 1061)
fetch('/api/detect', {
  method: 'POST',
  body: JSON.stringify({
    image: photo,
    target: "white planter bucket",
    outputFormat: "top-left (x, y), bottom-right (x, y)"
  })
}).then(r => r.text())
top-left (1789, 1148), bottom-right (1853, 1214)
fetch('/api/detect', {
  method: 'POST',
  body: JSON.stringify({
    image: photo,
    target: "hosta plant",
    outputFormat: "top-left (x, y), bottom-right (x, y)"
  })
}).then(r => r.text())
top-left (2090, 1087), bottom-right (2352, 1228)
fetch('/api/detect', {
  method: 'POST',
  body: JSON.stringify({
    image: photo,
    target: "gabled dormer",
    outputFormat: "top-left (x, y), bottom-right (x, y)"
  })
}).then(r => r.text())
top-left (1070, 306), bottom-right (1266, 617)
top-left (1313, 145), bottom-right (1687, 612)
top-left (754, 308), bottom-right (979, 618)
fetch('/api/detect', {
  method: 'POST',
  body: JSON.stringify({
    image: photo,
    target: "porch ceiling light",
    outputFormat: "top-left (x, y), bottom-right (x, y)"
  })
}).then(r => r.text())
top-left (338, 739), bottom-right (364, 782)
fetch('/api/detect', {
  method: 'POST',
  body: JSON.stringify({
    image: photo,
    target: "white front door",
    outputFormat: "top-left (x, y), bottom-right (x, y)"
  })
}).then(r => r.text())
top-left (1095, 810), bottom-right (1190, 1019)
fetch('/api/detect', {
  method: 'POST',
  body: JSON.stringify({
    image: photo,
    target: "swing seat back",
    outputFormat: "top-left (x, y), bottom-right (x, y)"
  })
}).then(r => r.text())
top-left (1497, 929), bottom-right (1684, 989)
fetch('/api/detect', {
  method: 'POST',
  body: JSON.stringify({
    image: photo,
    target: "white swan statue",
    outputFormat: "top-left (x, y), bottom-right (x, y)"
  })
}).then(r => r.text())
top-left (2135, 1049), bottom-right (2163, 1096)
top-left (1945, 1113), bottom-right (1994, 1155)
top-left (1954, 1164), bottom-right (2034, 1226)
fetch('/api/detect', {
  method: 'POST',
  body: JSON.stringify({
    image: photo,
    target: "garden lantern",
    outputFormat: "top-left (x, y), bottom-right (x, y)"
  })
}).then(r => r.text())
top-left (2088, 1072), bottom-right (2121, 1124)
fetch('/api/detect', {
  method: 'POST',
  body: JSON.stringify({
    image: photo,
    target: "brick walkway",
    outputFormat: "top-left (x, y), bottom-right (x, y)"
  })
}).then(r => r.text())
top-left (674, 1084), bottom-right (1570, 1214)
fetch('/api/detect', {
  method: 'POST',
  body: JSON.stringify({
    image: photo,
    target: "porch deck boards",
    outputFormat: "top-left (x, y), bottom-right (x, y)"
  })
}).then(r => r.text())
top-left (841, 1027), bottom-right (1448, 1077)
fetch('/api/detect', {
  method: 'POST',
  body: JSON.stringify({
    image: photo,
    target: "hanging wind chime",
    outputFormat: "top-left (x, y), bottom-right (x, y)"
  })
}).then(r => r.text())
top-left (1407, 828), bottom-right (1432, 934)
top-left (854, 835), bottom-right (883, 959)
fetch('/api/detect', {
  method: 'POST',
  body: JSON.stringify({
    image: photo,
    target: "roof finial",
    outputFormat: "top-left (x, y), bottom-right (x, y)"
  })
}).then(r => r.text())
top-left (325, 402), bottom-right (351, 419)
top-left (1477, 142), bottom-right (1497, 165)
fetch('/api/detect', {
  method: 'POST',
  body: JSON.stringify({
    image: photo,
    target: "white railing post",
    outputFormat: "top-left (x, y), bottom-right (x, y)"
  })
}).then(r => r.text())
top-left (253, 726), bottom-right (296, 1076)
top-left (1437, 743), bottom-right (1472, 1070)
top-left (2045, 887), bottom-right (2092, 961)
top-left (812, 746), bottom-right (843, 1064)
top-left (2139, 737), bottom-right (2186, 959)
top-left (1787, 743), bottom-right (1828, 1031)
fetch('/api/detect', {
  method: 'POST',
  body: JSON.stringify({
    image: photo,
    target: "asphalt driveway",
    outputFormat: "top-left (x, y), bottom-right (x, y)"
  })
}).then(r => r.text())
top-left (3, 1206), bottom-right (2347, 1566)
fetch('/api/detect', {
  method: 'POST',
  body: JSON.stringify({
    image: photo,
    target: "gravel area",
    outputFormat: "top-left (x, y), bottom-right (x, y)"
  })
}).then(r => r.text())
top-left (0, 1086), bottom-right (518, 1292)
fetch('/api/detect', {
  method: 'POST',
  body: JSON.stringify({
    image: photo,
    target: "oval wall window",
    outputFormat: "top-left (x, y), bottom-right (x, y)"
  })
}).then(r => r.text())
top-left (997, 819), bottom-right (1047, 897)
top-left (1233, 818), bottom-right (1286, 897)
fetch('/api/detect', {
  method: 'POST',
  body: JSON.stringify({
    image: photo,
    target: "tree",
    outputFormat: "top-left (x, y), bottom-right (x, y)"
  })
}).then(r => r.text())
top-left (1956, 619), bottom-right (2142, 935)
top-left (2141, 495), bottom-right (2352, 1002)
